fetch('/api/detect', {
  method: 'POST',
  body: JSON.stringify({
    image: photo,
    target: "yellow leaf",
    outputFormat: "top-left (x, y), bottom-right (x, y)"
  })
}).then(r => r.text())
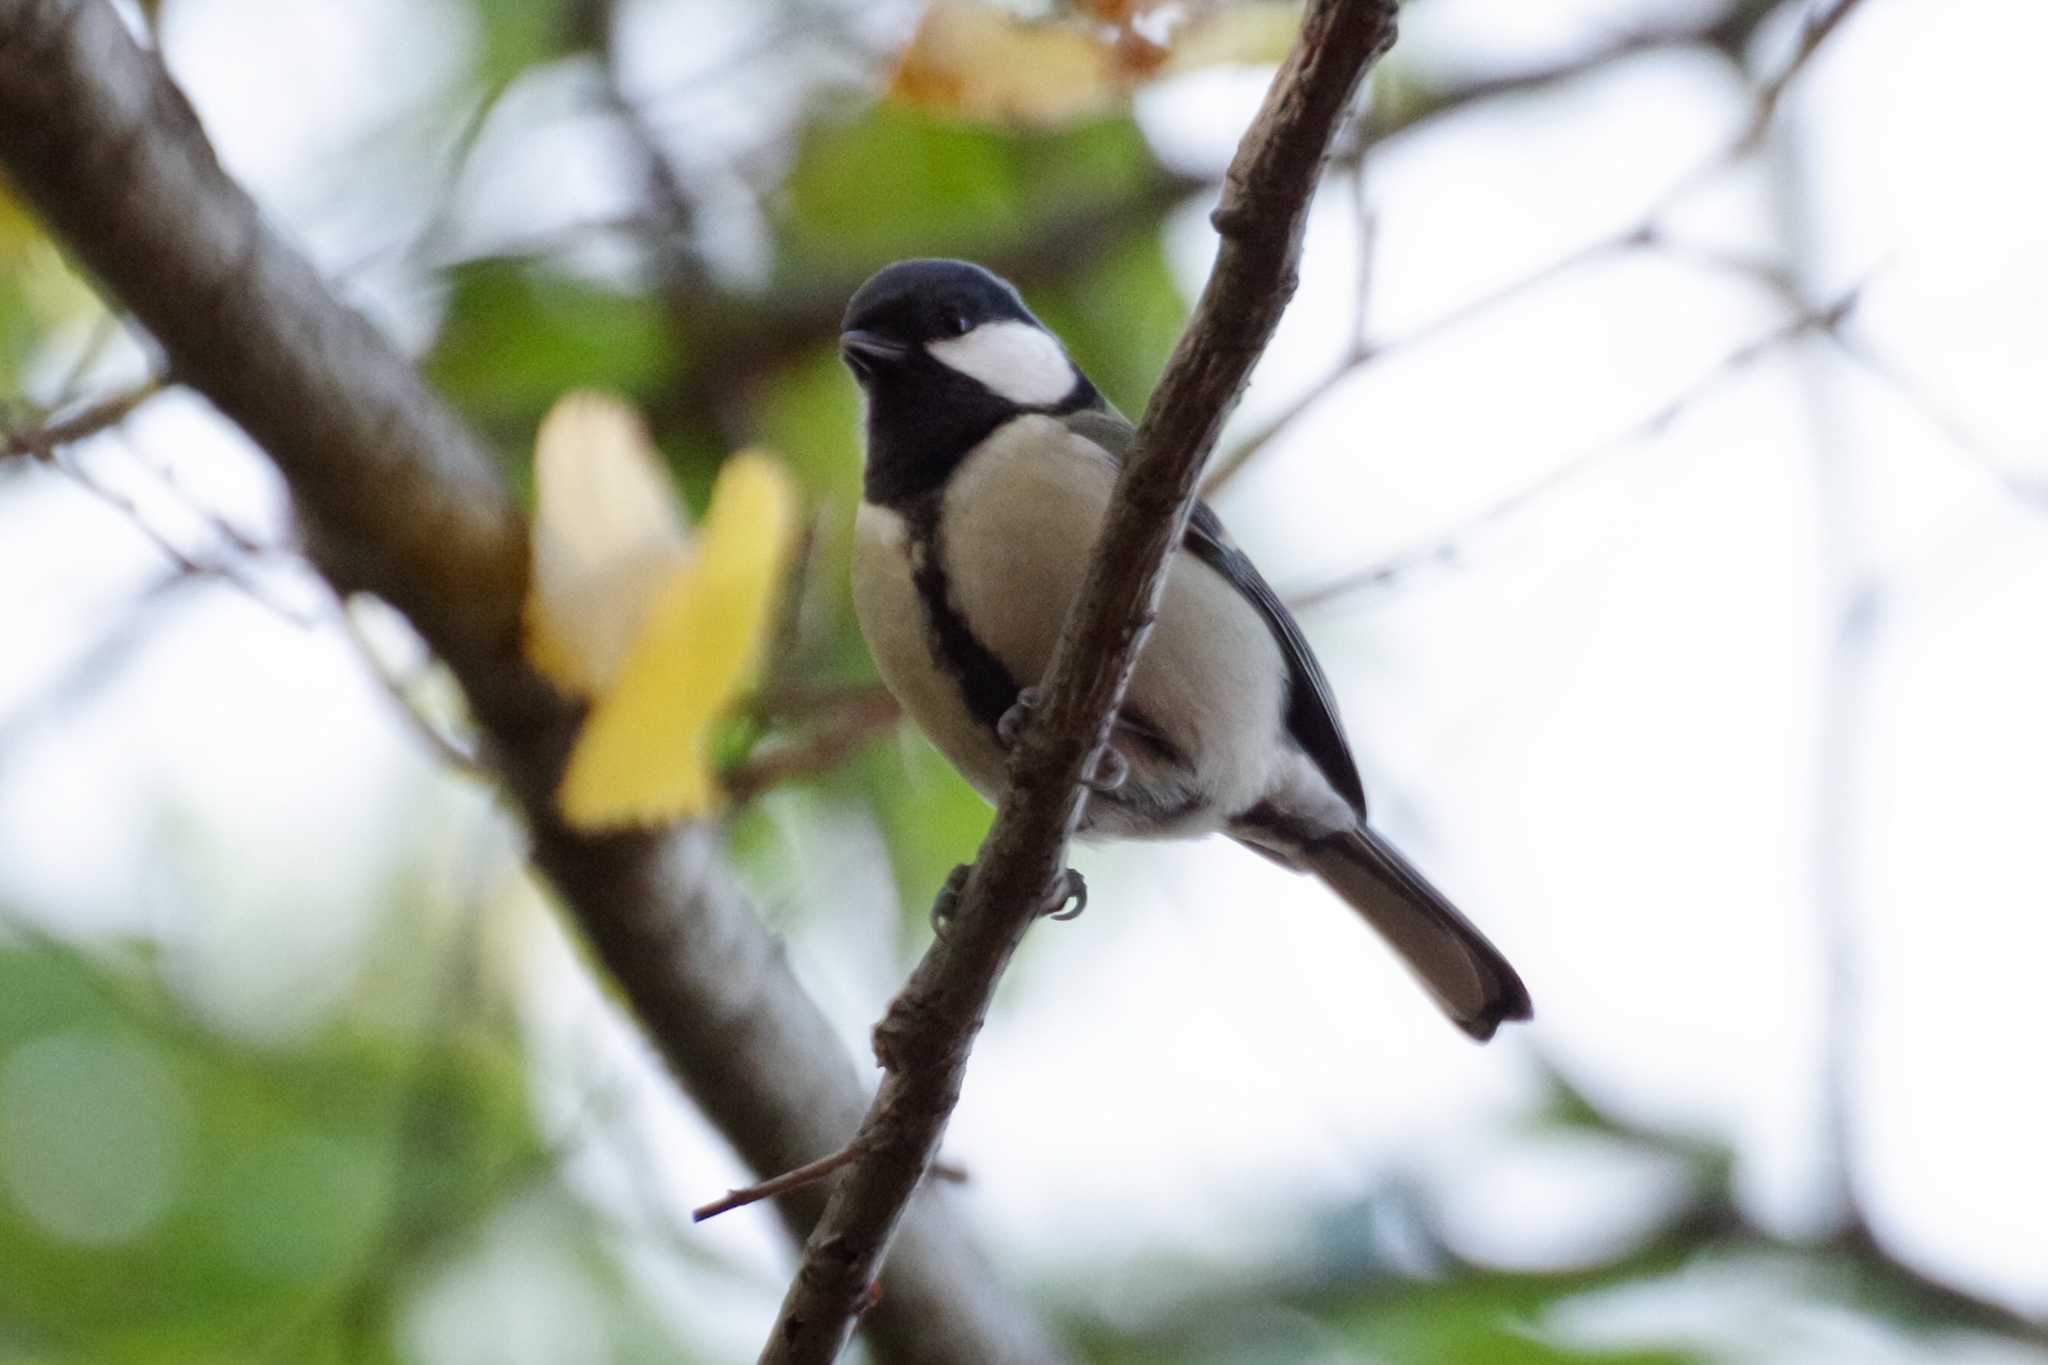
top-left (524, 390), bottom-right (691, 698)
top-left (556, 451), bottom-right (799, 829)
top-left (888, 3), bottom-right (1123, 129)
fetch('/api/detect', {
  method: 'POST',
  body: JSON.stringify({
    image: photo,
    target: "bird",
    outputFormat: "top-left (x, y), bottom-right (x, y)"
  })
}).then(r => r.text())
top-left (840, 258), bottom-right (1531, 1042)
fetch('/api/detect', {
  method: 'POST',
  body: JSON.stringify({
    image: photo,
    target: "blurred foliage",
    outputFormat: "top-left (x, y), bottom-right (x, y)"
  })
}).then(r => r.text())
top-left (779, 111), bottom-right (1155, 276)
top-left (0, 187), bottom-right (101, 403)
top-left (0, 931), bottom-right (674, 1363)
top-left (426, 262), bottom-right (674, 442)
top-left (887, 2), bottom-right (1302, 128)
top-left (8, 914), bottom-right (2037, 1364)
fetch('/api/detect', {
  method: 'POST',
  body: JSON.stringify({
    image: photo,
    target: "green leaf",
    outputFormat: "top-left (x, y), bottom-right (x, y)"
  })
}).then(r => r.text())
top-left (855, 735), bottom-right (994, 942)
top-left (0, 941), bottom-right (541, 1359)
top-left (426, 259), bottom-right (673, 443)
top-left (750, 345), bottom-right (865, 508)
top-left (778, 107), bottom-right (1157, 277)
top-left (473, 0), bottom-right (573, 91)
top-left (1035, 229), bottom-right (1187, 417)
top-left (1347, 1293), bottom-right (1701, 1365)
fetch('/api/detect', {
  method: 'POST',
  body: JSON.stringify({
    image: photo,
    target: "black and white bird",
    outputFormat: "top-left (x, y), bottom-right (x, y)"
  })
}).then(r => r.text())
top-left (841, 258), bottom-right (1532, 1042)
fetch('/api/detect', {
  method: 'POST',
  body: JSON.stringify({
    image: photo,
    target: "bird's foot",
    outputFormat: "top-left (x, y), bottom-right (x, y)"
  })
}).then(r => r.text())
top-left (996, 686), bottom-right (1045, 748)
top-left (932, 863), bottom-right (1084, 929)
top-left (1043, 867), bottom-right (1087, 921)
top-left (1084, 744), bottom-right (1127, 793)
top-left (999, 688), bottom-right (1125, 794)
top-left (929, 864), bottom-right (972, 935)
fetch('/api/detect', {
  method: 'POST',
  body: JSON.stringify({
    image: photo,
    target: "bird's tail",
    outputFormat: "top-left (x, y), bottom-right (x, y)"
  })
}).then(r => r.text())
top-left (1302, 826), bottom-right (1532, 1042)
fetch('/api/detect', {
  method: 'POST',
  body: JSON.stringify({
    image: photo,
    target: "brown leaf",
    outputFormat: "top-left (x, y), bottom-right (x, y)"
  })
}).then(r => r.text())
top-left (885, 2), bottom-right (1307, 129)
top-left (888, 3), bottom-right (1124, 128)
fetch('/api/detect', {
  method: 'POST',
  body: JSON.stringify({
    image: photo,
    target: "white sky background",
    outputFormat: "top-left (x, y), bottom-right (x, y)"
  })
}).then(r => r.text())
top-left (2, 0), bottom-right (2046, 1360)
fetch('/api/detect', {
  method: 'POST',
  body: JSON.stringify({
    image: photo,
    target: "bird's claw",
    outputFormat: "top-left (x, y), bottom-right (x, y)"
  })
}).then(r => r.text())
top-left (1084, 744), bottom-right (1127, 793)
top-left (933, 862), bottom-right (1083, 929)
top-left (996, 686), bottom-right (1045, 748)
top-left (1043, 867), bottom-right (1087, 921)
top-left (929, 864), bottom-right (972, 935)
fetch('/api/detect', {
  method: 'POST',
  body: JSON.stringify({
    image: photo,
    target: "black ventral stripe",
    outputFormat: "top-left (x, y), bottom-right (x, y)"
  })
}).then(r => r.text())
top-left (904, 495), bottom-right (1021, 737)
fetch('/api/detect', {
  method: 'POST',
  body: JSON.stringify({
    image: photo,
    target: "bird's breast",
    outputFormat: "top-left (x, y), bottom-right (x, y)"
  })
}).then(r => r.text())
top-left (853, 415), bottom-right (1308, 841)
top-left (852, 500), bottom-right (1010, 803)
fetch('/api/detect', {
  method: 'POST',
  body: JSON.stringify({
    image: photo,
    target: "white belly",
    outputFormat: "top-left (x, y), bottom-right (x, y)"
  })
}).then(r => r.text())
top-left (852, 416), bottom-right (1313, 840)
top-left (852, 501), bottom-right (1010, 804)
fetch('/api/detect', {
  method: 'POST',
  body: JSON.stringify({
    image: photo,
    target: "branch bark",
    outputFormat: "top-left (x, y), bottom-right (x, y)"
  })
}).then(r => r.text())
top-left (756, 3), bottom-right (1399, 1361)
top-left (0, 4), bottom-right (1061, 1363)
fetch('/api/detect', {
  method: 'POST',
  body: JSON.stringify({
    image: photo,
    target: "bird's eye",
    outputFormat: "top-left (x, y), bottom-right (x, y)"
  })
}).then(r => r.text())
top-left (943, 310), bottom-right (971, 336)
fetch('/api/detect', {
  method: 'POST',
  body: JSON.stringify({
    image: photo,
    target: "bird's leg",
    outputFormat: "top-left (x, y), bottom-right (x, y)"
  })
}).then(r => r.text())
top-left (1000, 686), bottom-right (1127, 793)
top-left (996, 685), bottom-right (1044, 748)
top-left (991, 686), bottom-right (1093, 921)
top-left (932, 862), bottom-right (1084, 929)
top-left (1043, 867), bottom-right (1087, 921)
top-left (929, 863), bottom-right (972, 935)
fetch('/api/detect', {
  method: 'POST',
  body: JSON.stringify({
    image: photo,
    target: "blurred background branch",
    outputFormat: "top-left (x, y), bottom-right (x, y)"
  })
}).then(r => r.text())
top-left (0, 2), bottom-right (1060, 1361)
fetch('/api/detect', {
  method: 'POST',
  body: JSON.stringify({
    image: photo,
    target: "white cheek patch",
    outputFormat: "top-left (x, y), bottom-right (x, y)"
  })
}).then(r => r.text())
top-left (926, 319), bottom-right (1077, 407)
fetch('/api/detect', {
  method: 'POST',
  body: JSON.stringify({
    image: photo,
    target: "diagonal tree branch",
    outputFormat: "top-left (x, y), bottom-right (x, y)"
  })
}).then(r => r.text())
top-left (754, 3), bottom-right (1400, 1362)
top-left (0, 4), bottom-right (1061, 1363)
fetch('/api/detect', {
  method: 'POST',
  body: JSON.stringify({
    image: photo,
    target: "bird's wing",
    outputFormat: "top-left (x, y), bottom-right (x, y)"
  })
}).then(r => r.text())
top-left (1060, 406), bottom-right (1368, 816)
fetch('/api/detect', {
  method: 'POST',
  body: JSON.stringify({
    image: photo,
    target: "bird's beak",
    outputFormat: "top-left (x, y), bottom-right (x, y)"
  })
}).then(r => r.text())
top-left (840, 329), bottom-right (910, 375)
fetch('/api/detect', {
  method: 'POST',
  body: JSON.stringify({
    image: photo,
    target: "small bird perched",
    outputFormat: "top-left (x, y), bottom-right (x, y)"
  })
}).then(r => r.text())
top-left (841, 259), bottom-right (1532, 1042)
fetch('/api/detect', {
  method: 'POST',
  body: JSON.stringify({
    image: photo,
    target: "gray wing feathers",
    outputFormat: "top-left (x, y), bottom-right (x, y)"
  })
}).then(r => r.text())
top-left (1059, 405), bottom-right (1366, 815)
top-left (1184, 502), bottom-right (1365, 814)
top-left (1058, 405), bottom-right (1138, 458)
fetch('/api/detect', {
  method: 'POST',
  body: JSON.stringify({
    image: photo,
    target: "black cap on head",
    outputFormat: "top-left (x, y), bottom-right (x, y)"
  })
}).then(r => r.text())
top-left (841, 259), bottom-right (1038, 352)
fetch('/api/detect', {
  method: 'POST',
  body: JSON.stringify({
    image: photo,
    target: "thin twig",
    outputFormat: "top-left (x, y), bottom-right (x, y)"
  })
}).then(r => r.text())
top-left (1290, 286), bottom-right (1863, 610)
top-left (594, 0), bottom-right (708, 297)
top-left (1207, 0), bottom-right (1873, 498)
top-left (1661, 0), bottom-right (1875, 206)
top-left (692, 1145), bottom-right (968, 1224)
top-left (8, 388), bottom-right (322, 625)
top-left (110, 423), bottom-right (281, 560)
top-left (1200, 214), bottom-right (1799, 496)
top-left (695, 1142), bottom-right (866, 1224)
top-left (1747, 0), bottom-right (1873, 144)
top-left (1349, 0), bottom-right (1780, 162)
top-left (1526, 1056), bottom-right (2048, 1350)
top-left (749, 682), bottom-right (899, 724)
top-left (50, 307), bottom-right (123, 403)
top-left (59, 452), bottom-right (313, 617)
top-left (755, 5), bottom-right (1400, 1361)
top-left (1, 375), bottom-right (165, 457)
top-left (725, 688), bottom-right (904, 804)
top-left (1201, 97), bottom-right (1381, 496)
top-left (1823, 328), bottom-right (2048, 510)
top-left (337, 601), bottom-right (490, 778)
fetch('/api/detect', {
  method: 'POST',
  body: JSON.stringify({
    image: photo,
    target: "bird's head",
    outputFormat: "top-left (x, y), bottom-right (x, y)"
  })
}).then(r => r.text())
top-left (840, 259), bottom-right (1087, 410)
